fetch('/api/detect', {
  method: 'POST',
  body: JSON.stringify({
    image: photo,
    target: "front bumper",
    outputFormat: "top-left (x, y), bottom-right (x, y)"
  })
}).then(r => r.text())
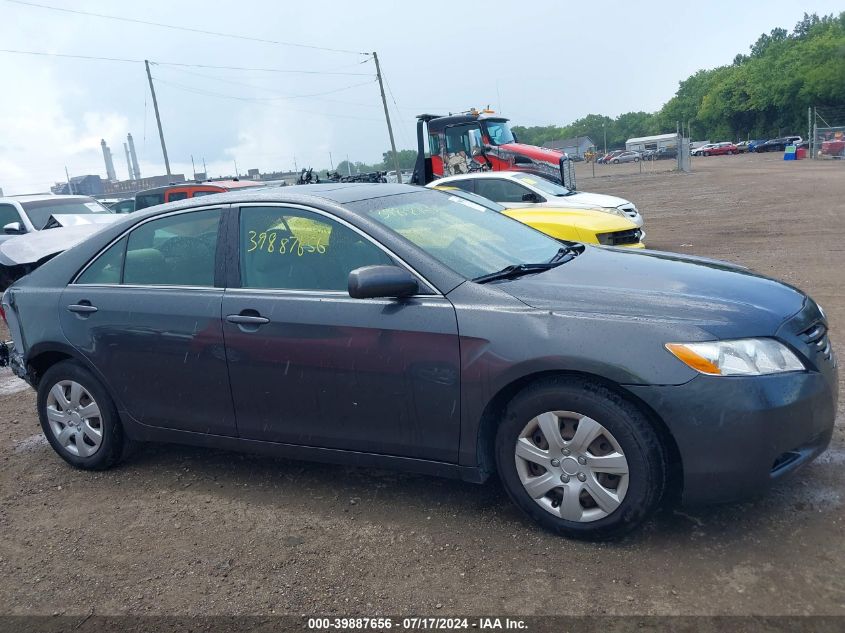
top-left (626, 367), bottom-right (838, 505)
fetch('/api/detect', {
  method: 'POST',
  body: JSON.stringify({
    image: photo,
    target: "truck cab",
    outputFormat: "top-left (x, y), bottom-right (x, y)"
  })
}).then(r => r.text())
top-left (412, 109), bottom-right (576, 190)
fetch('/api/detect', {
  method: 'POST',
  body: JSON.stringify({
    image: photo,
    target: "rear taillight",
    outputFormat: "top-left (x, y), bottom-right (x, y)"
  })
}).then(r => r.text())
top-left (0, 305), bottom-right (6, 323)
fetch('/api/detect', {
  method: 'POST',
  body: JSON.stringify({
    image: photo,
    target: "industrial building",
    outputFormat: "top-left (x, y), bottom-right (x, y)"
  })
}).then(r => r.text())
top-left (542, 136), bottom-right (595, 158)
top-left (625, 133), bottom-right (679, 153)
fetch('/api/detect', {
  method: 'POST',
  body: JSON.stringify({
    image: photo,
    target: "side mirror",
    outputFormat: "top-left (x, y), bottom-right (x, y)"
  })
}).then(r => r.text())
top-left (3, 222), bottom-right (24, 235)
top-left (522, 192), bottom-right (541, 203)
top-left (348, 265), bottom-right (419, 299)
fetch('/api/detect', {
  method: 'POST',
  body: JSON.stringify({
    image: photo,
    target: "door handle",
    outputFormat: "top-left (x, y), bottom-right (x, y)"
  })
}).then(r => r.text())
top-left (67, 304), bottom-right (98, 314)
top-left (226, 314), bottom-right (269, 325)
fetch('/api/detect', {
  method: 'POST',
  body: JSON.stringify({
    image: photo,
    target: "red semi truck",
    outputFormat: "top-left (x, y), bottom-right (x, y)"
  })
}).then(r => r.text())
top-left (411, 108), bottom-right (576, 189)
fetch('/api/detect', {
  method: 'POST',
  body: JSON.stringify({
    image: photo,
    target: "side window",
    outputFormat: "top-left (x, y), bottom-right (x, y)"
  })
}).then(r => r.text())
top-left (134, 193), bottom-right (164, 210)
top-left (192, 190), bottom-right (219, 198)
top-left (240, 206), bottom-right (393, 291)
top-left (124, 209), bottom-right (221, 286)
top-left (167, 191), bottom-right (188, 202)
top-left (475, 179), bottom-right (532, 204)
top-left (446, 180), bottom-right (475, 193)
top-left (428, 133), bottom-right (441, 157)
top-left (77, 237), bottom-right (127, 285)
top-left (0, 204), bottom-right (22, 228)
top-left (111, 200), bottom-right (135, 214)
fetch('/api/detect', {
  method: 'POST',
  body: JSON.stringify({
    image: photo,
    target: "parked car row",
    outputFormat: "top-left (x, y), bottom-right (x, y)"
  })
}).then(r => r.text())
top-left (596, 147), bottom-right (678, 164)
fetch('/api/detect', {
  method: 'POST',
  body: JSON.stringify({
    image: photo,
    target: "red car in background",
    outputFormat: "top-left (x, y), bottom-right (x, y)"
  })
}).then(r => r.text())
top-left (702, 142), bottom-right (738, 156)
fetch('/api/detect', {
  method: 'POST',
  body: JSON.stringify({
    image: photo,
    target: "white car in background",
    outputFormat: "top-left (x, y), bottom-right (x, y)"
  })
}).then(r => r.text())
top-left (0, 194), bottom-right (115, 245)
top-left (431, 171), bottom-right (644, 228)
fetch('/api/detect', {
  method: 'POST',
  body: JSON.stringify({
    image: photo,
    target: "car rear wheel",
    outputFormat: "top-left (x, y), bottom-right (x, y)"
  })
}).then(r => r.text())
top-left (495, 377), bottom-right (666, 540)
top-left (37, 360), bottom-right (129, 470)
top-left (612, 159), bottom-right (619, 164)
top-left (727, 150), bottom-right (733, 155)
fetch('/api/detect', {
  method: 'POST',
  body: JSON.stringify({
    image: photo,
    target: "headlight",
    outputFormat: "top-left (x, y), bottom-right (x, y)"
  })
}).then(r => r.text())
top-left (665, 338), bottom-right (805, 376)
top-left (606, 207), bottom-right (627, 218)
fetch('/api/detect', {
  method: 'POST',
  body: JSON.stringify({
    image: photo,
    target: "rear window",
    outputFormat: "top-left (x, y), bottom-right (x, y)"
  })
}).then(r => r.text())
top-left (21, 198), bottom-right (111, 230)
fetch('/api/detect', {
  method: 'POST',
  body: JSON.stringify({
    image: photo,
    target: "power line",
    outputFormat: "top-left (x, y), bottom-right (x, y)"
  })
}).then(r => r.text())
top-left (157, 65), bottom-right (384, 108)
top-left (151, 77), bottom-right (384, 122)
top-left (0, 48), bottom-right (372, 75)
top-left (5, 0), bottom-right (369, 56)
top-left (153, 71), bottom-right (376, 102)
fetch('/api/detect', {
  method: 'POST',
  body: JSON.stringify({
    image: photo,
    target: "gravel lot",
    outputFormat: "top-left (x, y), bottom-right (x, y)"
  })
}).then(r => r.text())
top-left (1, 153), bottom-right (843, 616)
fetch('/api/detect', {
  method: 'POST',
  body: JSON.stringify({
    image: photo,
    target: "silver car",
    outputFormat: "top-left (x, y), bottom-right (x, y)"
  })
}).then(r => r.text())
top-left (609, 151), bottom-right (641, 164)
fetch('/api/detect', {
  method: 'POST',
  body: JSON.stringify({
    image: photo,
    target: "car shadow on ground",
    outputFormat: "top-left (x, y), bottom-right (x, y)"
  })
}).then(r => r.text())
top-left (119, 437), bottom-right (844, 549)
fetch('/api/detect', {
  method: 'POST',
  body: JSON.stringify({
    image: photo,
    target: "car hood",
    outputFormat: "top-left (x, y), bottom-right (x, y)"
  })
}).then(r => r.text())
top-left (499, 142), bottom-right (568, 164)
top-left (42, 214), bottom-right (120, 229)
top-left (0, 224), bottom-right (113, 266)
top-left (502, 207), bottom-right (636, 232)
top-left (495, 246), bottom-right (806, 337)
top-left (564, 191), bottom-right (632, 209)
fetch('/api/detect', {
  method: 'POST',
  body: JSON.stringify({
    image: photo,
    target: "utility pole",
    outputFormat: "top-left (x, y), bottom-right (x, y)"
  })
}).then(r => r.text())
top-left (602, 124), bottom-right (607, 155)
top-left (191, 155), bottom-right (196, 180)
top-left (233, 159), bottom-right (239, 178)
top-left (346, 154), bottom-right (351, 176)
top-left (329, 152), bottom-right (334, 171)
top-left (65, 166), bottom-right (73, 194)
top-left (372, 51), bottom-right (402, 178)
top-left (145, 60), bottom-right (171, 177)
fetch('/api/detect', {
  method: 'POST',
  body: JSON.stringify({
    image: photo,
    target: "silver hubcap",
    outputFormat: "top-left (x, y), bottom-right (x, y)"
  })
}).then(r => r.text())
top-left (45, 380), bottom-right (103, 458)
top-left (514, 410), bottom-right (629, 522)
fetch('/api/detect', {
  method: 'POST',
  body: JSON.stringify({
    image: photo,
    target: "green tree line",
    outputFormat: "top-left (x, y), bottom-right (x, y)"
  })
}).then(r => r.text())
top-left (512, 12), bottom-right (845, 149)
top-left (334, 149), bottom-right (417, 176)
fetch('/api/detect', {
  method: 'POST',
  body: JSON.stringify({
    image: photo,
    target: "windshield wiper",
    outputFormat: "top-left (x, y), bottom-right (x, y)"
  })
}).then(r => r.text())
top-left (473, 247), bottom-right (578, 284)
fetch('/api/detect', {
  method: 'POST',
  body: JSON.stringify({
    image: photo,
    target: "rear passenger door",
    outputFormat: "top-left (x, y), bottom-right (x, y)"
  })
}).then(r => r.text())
top-left (60, 206), bottom-right (237, 436)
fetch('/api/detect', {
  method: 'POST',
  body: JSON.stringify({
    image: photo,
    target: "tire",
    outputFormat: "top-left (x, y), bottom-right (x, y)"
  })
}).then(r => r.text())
top-left (495, 376), bottom-right (666, 540)
top-left (634, 157), bottom-right (640, 162)
top-left (37, 360), bottom-right (129, 470)
top-left (612, 159), bottom-right (619, 164)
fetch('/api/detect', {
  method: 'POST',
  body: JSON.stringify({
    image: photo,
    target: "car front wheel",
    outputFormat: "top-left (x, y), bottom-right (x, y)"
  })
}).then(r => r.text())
top-left (37, 360), bottom-right (129, 470)
top-left (495, 377), bottom-right (666, 540)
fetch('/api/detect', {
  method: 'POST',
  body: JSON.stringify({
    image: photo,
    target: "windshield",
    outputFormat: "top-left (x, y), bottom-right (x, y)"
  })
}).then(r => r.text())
top-left (350, 190), bottom-right (562, 280)
top-left (484, 120), bottom-right (515, 146)
top-left (512, 174), bottom-right (571, 196)
top-left (21, 197), bottom-right (112, 230)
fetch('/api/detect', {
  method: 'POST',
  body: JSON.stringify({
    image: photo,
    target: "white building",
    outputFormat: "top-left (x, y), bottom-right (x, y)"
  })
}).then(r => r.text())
top-left (626, 133), bottom-right (678, 153)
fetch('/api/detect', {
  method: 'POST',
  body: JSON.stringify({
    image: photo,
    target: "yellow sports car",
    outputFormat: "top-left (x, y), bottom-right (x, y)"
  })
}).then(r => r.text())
top-left (432, 186), bottom-right (645, 248)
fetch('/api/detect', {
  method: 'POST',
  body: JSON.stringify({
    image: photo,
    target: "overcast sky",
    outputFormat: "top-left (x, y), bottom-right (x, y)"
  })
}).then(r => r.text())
top-left (1, 0), bottom-right (842, 194)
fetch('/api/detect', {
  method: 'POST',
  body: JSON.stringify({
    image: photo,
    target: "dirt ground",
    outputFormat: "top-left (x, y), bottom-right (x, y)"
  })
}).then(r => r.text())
top-left (0, 153), bottom-right (843, 616)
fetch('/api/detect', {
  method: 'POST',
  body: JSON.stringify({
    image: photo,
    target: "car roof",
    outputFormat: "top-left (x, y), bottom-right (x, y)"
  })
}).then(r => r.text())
top-left (127, 182), bottom-right (426, 220)
top-left (0, 194), bottom-right (93, 204)
top-left (436, 171), bottom-right (531, 182)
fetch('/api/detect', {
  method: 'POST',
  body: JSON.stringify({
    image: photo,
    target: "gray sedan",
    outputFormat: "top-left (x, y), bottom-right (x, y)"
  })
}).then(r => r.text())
top-left (609, 151), bottom-right (642, 164)
top-left (0, 184), bottom-right (837, 539)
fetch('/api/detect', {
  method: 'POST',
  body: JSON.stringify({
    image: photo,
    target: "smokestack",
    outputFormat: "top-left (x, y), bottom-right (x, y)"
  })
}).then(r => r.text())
top-left (101, 139), bottom-right (117, 181)
top-left (124, 143), bottom-right (134, 180)
top-left (127, 133), bottom-right (141, 181)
